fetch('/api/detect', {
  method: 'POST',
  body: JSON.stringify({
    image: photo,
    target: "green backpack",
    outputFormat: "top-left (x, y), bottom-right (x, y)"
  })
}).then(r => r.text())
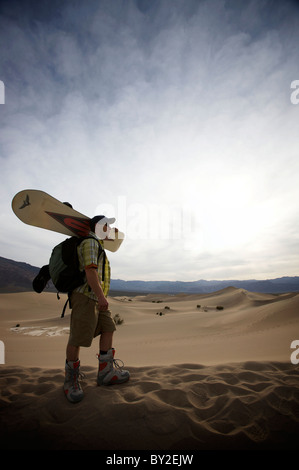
top-left (49, 235), bottom-right (103, 293)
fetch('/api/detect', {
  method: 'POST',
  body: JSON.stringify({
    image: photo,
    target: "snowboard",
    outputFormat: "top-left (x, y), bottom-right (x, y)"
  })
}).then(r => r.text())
top-left (11, 189), bottom-right (124, 252)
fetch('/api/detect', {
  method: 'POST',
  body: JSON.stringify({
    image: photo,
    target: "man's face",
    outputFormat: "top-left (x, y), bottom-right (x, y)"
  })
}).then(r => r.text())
top-left (103, 223), bottom-right (111, 234)
top-left (96, 222), bottom-right (111, 239)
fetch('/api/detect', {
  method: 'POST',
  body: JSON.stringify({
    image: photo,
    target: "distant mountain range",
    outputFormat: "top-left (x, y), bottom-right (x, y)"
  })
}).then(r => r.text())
top-left (0, 256), bottom-right (47, 293)
top-left (0, 255), bottom-right (299, 295)
top-left (109, 277), bottom-right (299, 295)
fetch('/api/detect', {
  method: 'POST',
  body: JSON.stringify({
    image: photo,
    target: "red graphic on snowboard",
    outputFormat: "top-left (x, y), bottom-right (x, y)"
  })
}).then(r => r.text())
top-left (46, 211), bottom-right (90, 237)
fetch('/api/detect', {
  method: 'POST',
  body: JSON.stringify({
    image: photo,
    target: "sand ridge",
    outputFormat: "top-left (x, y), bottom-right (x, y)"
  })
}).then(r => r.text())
top-left (0, 361), bottom-right (298, 450)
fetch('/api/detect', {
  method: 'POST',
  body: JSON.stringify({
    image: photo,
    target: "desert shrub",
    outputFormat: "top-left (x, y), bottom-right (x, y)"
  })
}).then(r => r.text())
top-left (113, 313), bottom-right (124, 325)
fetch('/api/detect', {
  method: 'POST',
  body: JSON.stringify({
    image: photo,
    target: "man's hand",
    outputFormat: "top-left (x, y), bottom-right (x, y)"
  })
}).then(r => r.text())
top-left (97, 294), bottom-right (109, 312)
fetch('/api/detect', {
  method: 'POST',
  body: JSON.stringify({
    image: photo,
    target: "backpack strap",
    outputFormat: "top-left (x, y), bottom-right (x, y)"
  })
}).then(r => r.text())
top-left (61, 291), bottom-right (76, 318)
top-left (61, 295), bottom-right (70, 318)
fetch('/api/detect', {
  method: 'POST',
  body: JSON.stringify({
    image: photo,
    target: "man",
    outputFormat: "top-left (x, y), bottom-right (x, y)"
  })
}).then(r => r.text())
top-left (64, 215), bottom-right (130, 403)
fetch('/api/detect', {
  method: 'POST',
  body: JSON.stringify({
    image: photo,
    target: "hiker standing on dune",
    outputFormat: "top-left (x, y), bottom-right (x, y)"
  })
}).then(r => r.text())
top-left (63, 215), bottom-right (130, 403)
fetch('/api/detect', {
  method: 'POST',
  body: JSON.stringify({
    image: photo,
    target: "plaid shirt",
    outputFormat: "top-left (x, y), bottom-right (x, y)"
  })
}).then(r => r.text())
top-left (74, 232), bottom-right (110, 301)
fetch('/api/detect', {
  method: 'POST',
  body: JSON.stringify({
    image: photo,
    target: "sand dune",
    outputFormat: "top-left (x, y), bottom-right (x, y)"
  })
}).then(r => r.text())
top-left (0, 288), bottom-right (298, 450)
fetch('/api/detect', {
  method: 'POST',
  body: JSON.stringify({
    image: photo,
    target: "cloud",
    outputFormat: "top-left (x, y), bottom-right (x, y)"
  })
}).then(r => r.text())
top-left (1, 0), bottom-right (299, 281)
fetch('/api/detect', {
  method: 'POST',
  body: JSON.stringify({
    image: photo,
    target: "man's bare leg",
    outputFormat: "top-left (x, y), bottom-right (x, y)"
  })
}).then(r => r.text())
top-left (99, 331), bottom-right (113, 352)
top-left (66, 344), bottom-right (80, 362)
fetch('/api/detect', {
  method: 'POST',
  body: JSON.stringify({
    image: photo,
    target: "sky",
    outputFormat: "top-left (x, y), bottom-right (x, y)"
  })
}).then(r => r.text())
top-left (0, 0), bottom-right (299, 282)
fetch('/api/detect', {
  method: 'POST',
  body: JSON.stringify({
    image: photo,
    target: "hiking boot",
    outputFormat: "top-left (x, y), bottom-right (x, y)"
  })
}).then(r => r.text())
top-left (97, 348), bottom-right (130, 386)
top-left (32, 265), bottom-right (51, 293)
top-left (63, 359), bottom-right (84, 403)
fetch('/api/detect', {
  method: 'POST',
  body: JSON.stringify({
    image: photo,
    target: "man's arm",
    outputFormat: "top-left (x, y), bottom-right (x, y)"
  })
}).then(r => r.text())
top-left (85, 267), bottom-right (109, 311)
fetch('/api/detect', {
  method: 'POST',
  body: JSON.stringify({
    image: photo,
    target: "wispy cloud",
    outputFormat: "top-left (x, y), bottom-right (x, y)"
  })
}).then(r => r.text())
top-left (1, 0), bottom-right (299, 280)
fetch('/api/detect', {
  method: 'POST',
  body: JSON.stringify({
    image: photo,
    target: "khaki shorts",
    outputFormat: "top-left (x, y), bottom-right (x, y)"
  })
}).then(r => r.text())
top-left (68, 291), bottom-right (116, 347)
